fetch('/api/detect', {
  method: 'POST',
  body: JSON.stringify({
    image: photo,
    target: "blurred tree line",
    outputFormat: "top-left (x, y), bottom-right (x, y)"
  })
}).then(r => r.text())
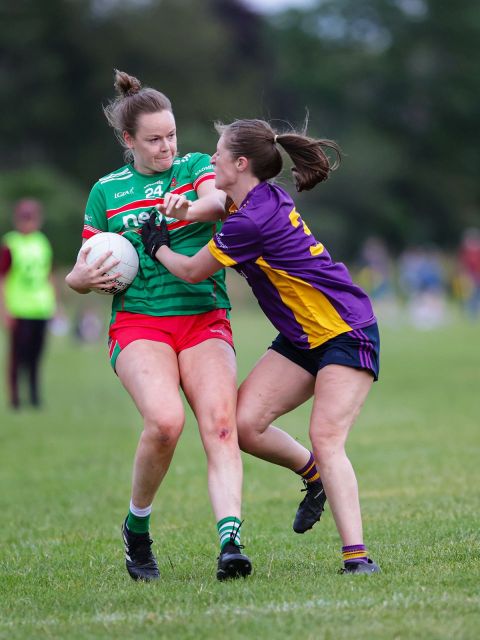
top-left (1, 0), bottom-right (479, 265)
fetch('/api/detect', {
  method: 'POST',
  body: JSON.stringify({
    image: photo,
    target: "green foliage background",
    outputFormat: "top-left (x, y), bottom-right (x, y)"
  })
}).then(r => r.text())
top-left (1, 0), bottom-right (479, 263)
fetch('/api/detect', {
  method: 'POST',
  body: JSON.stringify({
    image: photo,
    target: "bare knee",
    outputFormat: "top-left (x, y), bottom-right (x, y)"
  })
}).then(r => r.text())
top-left (200, 405), bottom-right (239, 448)
top-left (236, 407), bottom-right (265, 452)
top-left (143, 410), bottom-right (184, 449)
top-left (212, 426), bottom-right (236, 447)
top-left (207, 422), bottom-right (234, 442)
top-left (237, 424), bottom-right (257, 453)
top-left (310, 421), bottom-right (349, 463)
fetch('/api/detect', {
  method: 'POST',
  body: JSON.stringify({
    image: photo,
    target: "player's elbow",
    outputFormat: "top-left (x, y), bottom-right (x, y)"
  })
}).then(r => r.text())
top-left (184, 270), bottom-right (204, 284)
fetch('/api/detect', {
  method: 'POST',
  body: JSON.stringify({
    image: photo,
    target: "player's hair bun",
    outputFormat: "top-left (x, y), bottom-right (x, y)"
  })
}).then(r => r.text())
top-left (113, 69), bottom-right (142, 98)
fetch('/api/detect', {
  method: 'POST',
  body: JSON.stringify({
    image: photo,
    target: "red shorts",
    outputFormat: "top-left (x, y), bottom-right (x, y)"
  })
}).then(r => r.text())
top-left (108, 309), bottom-right (234, 370)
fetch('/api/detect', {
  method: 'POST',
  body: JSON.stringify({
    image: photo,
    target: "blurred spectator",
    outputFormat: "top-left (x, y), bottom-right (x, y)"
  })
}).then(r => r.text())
top-left (74, 308), bottom-right (103, 343)
top-left (48, 304), bottom-right (71, 337)
top-left (457, 228), bottom-right (480, 319)
top-left (357, 237), bottom-right (398, 324)
top-left (398, 245), bottom-right (448, 329)
top-left (0, 199), bottom-right (56, 409)
top-left (358, 237), bottom-right (394, 300)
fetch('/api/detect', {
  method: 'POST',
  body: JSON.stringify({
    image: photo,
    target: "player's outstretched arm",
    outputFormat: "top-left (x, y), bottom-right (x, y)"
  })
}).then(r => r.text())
top-left (141, 212), bottom-right (221, 283)
top-left (156, 245), bottom-right (221, 283)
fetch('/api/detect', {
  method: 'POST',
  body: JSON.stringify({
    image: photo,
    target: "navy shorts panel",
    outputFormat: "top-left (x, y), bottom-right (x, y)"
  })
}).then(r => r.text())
top-left (268, 323), bottom-right (380, 381)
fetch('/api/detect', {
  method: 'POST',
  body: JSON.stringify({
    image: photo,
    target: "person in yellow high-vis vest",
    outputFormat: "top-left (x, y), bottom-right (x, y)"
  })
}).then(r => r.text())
top-left (0, 198), bottom-right (56, 409)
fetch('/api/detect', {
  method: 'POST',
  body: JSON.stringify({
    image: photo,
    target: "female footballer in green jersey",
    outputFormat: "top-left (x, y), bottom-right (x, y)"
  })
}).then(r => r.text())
top-left (66, 70), bottom-right (252, 581)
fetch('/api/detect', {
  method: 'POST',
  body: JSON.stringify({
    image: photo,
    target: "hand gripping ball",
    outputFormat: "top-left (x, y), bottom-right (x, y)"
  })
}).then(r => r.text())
top-left (80, 232), bottom-right (139, 295)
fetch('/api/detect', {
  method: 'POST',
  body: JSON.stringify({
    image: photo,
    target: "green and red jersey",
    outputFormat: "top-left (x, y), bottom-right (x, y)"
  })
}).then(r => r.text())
top-left (82, 153), bottom-right (230, 320)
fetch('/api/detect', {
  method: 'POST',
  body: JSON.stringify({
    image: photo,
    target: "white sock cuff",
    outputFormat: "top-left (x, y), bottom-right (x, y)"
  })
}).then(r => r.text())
top-left (129, 500), bottom-right (152, 518)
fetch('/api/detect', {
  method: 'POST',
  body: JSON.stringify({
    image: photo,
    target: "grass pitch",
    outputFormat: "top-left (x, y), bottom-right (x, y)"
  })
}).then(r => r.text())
top-left (0, 304), bottom-right (479, 639)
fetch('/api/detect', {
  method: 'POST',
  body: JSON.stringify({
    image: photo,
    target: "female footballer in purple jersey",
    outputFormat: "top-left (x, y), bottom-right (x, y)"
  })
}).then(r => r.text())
top-left (142, 118), bottom-right (381, 574)
top-left (66, 71), bottom-right (253, 582)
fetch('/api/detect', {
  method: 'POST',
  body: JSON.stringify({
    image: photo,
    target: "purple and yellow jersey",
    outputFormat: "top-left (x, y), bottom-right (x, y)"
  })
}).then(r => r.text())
top-left (207, 182), bottom-right (375, 349)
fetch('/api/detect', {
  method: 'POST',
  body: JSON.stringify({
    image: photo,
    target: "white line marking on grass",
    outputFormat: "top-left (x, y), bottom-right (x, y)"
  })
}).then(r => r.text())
top-left (1, 593), bottom-right (479, 629)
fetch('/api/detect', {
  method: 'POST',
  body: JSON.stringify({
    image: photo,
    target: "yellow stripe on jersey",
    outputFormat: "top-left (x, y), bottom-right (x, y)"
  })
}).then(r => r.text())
top-left (207, 239), bottom-right (238, 267)
top-left (255, 256), bottom-right (352, 347)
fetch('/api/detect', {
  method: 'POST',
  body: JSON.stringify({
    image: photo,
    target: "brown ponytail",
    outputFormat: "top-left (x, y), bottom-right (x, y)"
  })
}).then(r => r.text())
top-left (276, 133), bottom-right (341, 191)
top-left (216, 118), bottom-right (341, 192)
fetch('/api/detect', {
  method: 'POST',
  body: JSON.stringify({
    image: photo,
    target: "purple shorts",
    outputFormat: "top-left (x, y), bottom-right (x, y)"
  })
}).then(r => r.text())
top-left (269, 323), bottom-right (380, 381)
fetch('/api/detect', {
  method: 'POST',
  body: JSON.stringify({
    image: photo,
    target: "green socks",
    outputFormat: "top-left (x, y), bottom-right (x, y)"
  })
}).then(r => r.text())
top-left (126, 501), bottom-right (152, 534)
top-left (217, 516), bottom-right (242, 550)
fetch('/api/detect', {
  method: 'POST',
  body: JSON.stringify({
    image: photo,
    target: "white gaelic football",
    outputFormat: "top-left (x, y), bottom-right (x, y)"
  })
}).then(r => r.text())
top-left (81, 232), bottom-right (139, 295)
